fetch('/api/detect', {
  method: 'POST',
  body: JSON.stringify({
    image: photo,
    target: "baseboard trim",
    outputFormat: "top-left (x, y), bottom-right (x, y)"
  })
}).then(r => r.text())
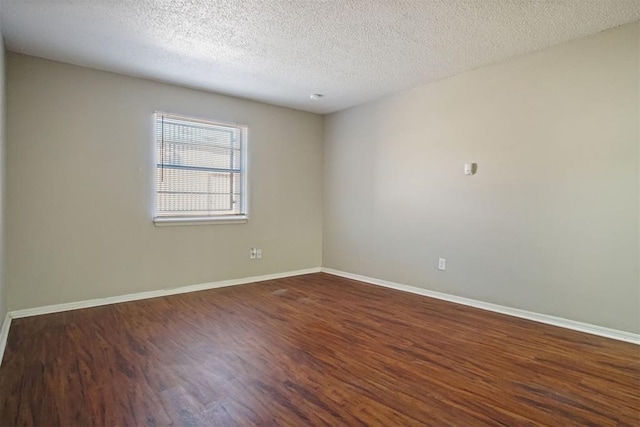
top-left (9, 267), bottom-right (322, 319)
top-left (0, 313), bottom-right (12, 367)
top-left (321, 268), bottom-right (640, 345)
top-left (3, 265), bottom-right (636, 367)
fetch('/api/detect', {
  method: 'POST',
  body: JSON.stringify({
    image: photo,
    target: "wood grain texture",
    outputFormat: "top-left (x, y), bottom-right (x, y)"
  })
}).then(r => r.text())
top-left (0, 273), bottom-right (638, 426)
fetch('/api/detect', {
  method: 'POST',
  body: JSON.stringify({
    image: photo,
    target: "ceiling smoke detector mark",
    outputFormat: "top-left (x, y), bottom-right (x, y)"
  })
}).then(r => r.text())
top-left (310, 93), bottom-right (324, 100)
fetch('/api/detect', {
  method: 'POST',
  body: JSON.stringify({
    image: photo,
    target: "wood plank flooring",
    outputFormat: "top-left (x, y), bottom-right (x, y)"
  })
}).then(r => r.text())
top-left (0, 273), bottom-right (638, 426)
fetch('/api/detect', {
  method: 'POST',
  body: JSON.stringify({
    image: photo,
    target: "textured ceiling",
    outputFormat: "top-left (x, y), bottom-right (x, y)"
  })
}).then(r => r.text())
top-left (2, 1), bottom-right (639, 114)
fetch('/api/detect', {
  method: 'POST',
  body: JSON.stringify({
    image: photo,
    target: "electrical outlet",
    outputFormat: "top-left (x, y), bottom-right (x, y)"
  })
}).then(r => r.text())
top-left (250, 248), bottom-right (262, 259)
top-left (438, 258), bottom-right (446, 271)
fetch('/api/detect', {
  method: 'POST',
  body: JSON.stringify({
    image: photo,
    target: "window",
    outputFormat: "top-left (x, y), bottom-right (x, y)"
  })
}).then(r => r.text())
top-left (154, 112), bottom-right (248, 225)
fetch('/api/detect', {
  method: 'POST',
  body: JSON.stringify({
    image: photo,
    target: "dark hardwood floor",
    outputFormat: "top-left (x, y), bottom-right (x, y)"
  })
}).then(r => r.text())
top-left (0, 273), bottom-right (638, 426)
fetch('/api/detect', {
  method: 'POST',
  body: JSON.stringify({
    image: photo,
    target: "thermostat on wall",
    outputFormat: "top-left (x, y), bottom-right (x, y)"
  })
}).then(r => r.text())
top-left (464, 163), bottom-right (477, 175)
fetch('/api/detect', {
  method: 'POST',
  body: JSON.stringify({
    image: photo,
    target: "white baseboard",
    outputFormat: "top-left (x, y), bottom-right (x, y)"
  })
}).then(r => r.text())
top-left (322, 268), bottom-right (640, 345)
top-left (9, 267), bottom-right (322, 319)
top-left (0, 267), bottom-right (320, 365)
top-left (0, 313), bottom-right (11, 367)
top-left (2, 265), bottom-right (636, 369)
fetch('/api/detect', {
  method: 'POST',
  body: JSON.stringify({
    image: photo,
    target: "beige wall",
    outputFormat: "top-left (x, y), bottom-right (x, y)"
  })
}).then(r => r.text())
top-left (324, 23), bottom-right (640, 333)
top-left (6, 53), bottom-right (323, 310)
top-left (0, 29), bottom-right (5, 321)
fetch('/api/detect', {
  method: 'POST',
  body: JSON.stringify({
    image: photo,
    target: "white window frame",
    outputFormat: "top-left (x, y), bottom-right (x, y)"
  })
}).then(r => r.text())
top-left (153, 112), bottom-right (249, 226)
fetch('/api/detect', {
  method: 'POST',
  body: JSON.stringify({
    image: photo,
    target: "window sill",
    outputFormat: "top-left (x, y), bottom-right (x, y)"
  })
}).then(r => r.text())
top-left (153, 215), bottom-right (248, 226)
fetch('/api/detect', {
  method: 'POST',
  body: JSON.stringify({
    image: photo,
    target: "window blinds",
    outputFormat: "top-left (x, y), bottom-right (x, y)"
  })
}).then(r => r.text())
top-left (155, 113), bottom-right (247, 219)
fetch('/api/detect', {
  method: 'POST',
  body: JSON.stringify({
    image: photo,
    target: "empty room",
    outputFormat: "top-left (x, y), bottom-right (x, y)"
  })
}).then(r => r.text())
top-left (0, 0), bottom-right (638, 425)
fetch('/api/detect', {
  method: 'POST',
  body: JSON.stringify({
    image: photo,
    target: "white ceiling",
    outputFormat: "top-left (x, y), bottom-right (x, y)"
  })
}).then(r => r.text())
top-left (2, 1), bottom-right (639, 114)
